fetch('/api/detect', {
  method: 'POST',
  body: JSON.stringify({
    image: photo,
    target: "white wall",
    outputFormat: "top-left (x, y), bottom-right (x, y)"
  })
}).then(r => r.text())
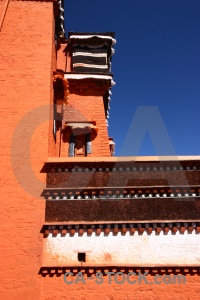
top-left (43, 230), bottom-right (200, 266)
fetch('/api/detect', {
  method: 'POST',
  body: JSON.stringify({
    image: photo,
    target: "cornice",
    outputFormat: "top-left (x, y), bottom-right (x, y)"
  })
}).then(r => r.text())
top-left (39, 266), bottom-right (200, 276)
top-left (42, 222), bottom-right (200, 236)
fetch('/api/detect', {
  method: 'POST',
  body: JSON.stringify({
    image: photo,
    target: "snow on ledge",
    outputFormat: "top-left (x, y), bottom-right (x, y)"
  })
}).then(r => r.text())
top-left (70, 35), bottom-right (116, 45)
top-left (64, 74), bottom-right (116, 86)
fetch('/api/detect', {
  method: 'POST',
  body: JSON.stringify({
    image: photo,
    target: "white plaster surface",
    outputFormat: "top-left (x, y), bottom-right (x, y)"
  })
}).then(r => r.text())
top-left (70, 35), bottom-right (116, 45)
top-left (43, 230), bottom-right (200, 266)
top-left (64, 74), bottom-right (116, 86)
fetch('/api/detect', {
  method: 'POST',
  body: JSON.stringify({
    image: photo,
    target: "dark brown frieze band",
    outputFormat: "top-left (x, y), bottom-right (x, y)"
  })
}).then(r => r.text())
top-left (45, 198), bottom-right (200, 223)
top-left (42, 162), bottom-right (200, 173)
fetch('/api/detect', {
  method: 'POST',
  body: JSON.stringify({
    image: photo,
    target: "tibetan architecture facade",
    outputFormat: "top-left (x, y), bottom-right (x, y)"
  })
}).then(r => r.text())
top-left (0, 1), bottom-right (200, 299)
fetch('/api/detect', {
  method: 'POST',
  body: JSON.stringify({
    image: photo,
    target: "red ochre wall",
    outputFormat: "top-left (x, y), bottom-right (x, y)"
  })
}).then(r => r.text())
top-left (61, 93), bottom-right (111, 157)
top-left (0, 0), bottom-right (55, 299)
top-left (41, 273), bottom-right (200, 300)
top-left (0, 1), bottom-right (200, 299)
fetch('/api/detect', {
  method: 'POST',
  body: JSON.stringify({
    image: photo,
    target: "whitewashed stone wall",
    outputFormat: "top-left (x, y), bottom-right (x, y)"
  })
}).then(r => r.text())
top-left (43, 230), bottom-right (200, 266)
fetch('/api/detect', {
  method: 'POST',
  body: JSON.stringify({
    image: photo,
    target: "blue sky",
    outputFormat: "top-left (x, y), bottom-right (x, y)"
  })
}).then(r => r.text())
top-left (64, 0), bottom-right (200, 156)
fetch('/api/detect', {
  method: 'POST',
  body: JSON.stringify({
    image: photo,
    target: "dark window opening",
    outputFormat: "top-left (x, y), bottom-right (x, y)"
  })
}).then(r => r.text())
top-left (78, 252), bottom-right (86, 262)
top-left (68, 134), bottom-right (76, 157)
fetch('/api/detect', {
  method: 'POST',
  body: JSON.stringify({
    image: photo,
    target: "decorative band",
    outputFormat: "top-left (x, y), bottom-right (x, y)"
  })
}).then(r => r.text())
top-left (42, 187), bottom-right (200, 200)
top-left (49, 165), bottom-right (199, 173)
top-left (42, 222), bottom-right (200, 236)
top-left (39, 266), bottom-right (200, 276)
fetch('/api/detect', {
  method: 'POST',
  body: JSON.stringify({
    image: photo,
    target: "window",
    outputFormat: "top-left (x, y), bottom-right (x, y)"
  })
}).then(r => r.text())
top-left (77, 252), bottom-right (86, 262)
top-left (72, 46), bottom-right (109, 73)
top-left (65, 122), bottom-right (97, 157)
top-left (68, 133), bottom-right (92, 157)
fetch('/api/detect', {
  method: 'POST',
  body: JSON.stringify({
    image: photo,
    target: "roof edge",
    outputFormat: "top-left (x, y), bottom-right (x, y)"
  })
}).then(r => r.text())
top-left (45, 155), bottom-right (200, 163)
